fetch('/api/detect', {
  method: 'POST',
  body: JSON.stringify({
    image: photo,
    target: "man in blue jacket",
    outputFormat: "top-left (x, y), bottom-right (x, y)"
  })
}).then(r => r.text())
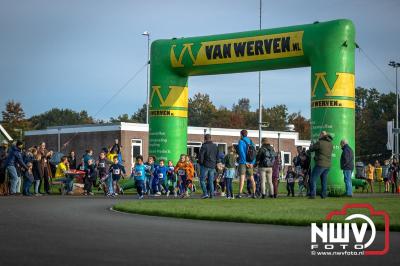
top-left (5, 141), bottom-right (28, 195)
top-left (340, 139), bottom-right (354, 197)
top-left (237, 130), bottom-right (256, 198)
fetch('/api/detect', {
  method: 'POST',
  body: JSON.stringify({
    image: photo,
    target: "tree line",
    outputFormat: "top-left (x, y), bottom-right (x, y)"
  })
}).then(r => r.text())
top-left (1, 87), bottom-right (396, 161)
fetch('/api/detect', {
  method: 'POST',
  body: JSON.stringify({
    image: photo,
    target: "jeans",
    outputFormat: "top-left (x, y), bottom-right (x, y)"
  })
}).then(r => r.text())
top-left (200, 166), bottom-right (215, 197)
top-left (310, 166), bottom-right (330, 198)
top-left (343, 170), bottom-right (353, 196)
top-left (34, 180), bottom-right (40, 194)
top-left (287, 182), bottom-right (294, 196)
top-left (108, 175), bottom-right (114, 194)
top-left (225, 178), bottom-right (233, 197)
top-left (7, 166), bottom-right (20, 194)
top-left (136, 180), bottom-right (144, 196)
top-left (23, 178), bottom-right (32, 195)
top-left (259, 167), bottom-right (273, 196)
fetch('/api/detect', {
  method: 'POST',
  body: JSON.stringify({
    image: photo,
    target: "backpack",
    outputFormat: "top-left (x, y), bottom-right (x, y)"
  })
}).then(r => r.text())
top-left (245, 140), bottom-right (256, 162)
top-left (261, 147), bottom-right (276, 167)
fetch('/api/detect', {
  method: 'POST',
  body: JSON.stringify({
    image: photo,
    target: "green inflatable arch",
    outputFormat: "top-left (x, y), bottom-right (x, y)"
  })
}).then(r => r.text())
top-left (149, 19), bottom-right (355, 196)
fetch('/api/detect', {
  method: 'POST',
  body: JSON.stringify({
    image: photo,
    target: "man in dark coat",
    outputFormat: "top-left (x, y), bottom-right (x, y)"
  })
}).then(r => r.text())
top-left (340, 139), bottom-right (354, 197)
top-left (198, 134), bottom-right (218, 199)
top-left (308, 131), bottom-right (333, 199)
top-left (5, 141), bottom-right (28, 194)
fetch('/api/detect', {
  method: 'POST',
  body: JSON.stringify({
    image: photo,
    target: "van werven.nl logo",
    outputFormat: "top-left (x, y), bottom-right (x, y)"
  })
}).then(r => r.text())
top-left (310, 204), bottom-right (390, 256)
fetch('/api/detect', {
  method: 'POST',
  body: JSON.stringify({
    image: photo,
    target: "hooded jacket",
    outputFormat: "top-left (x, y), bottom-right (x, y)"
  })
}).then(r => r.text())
top-left (309, 134), bottom-right (333, 168)
top-left (5, 145), bottom-right (27, 170)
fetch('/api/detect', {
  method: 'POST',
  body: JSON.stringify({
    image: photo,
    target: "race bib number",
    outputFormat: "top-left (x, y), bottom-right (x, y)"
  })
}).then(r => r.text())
top-left (113, 169), bottom-right (121, 175)
top-left (178, 169), bottom-right (185, 176)
top-left (158, 173), bottom-right (164, 179)
top-left (99, 162), bottom-right (105, 168)
top-left (80, 166), bottom-right (85, 170)
top-left (288, 178), bottom-right (294, 183)
top-left (135, 171), bottom-right (142, 177)
top-left (298, 176), bottom-right (303, 182)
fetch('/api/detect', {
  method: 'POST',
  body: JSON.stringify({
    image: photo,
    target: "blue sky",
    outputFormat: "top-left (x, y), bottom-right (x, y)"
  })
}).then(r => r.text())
top-left (0, 0), bottom-right (399, 120)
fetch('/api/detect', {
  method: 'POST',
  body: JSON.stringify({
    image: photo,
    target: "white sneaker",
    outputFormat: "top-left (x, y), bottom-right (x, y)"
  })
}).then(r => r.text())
top-left (166, 191), bottom-right (170, 197)
top-left (221, 192), bottom-right (226, 197)
top-left (156, 192), bottom-right (161, 195)
top-left (139, 195), bottom-right (144, 200)
top-left (114, 193), bottom-right (118, 196)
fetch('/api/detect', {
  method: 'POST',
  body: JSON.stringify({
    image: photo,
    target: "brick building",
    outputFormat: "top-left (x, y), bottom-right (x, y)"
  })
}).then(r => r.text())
top-left (25, 122), bottom-right (310, 171)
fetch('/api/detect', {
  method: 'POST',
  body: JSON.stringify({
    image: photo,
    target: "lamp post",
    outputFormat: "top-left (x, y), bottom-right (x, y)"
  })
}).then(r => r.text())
top-left (142, 31), bottom-right (150, 124)
top-left (389, 61), bottom-right (400, 159)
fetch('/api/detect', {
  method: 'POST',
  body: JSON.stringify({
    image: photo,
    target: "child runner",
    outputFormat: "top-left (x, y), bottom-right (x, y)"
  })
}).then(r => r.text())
top-left (132, 155), bottom-right (146, 199)
top-left (166, 160), bottom-right (177, 197)
top-left (185, 155), bottom-right (195, 195)
top-left (97, 152), bottom-right (109, 195)
top-left (153, 159), bottom-right (168, 196)
top-left (109, 156), bottom-right (126, 196)
top-left (144, 156), bottom-right (156, 195)
top-left (286, 166), bottom-right (295, 197)
top-left (175, 154), bottom-right (189, 198)
top-left (84, 159), bottom-right (96, 196)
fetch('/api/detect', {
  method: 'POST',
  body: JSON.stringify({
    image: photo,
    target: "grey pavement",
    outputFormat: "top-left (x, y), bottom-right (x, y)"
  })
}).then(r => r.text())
top-left (0, 196), bottom-right (398, 266)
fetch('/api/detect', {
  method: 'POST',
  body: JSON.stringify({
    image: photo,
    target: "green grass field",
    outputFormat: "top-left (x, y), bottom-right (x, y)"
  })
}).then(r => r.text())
top-left (113, 197), bottom-right (400, 231)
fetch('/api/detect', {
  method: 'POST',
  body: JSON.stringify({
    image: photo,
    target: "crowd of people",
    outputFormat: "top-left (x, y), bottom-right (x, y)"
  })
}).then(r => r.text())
top-left (0, 130), bottom-right (399, 199)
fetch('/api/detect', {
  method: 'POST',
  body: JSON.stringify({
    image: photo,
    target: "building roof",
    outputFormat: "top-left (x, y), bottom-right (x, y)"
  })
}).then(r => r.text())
top-left (25, 122), bottom-right (311, 146)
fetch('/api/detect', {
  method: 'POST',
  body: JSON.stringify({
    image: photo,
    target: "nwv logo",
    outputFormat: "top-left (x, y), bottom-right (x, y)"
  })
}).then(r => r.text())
top-left (150, 86), bottom-right (188, 108)
top-left (312, 72), bottom-right (355, 98)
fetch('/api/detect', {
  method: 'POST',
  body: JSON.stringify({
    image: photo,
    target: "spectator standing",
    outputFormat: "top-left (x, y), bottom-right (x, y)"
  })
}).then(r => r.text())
top-left (0, 140), bottom-right (9, 195)
top-left (68, 151), bottom-right (77, 170)
top-left (340, 139), bottom-right (354, 197)
top-left (390, 159), bottom-right (399, 194)
top-left (37, 142), bottom-right (53, 194)
top-left (308, 131), bottom-right (333, 199)
top-left (256, 138), bottom-right (276, 198)
top-left (236, 130), bottom-right (256, 199)
top-left (271, 153), bottom-right (281, 198)
top-left (382, 160), bottom-right (390, 193)
top-left (5, 141), bottom-right (28, 195)
top-left (366, 163), bottom-right (375, 193)
top-left (199, 134), bottom-right (218, 199)
top-left (224, 146), bottom-right (236, 199)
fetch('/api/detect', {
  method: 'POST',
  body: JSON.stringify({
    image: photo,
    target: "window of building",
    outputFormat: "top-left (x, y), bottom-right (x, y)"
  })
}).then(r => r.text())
top-left (215, 142), bottom-right (227, 155)
top-left (131, 139), bottom-right (142, 165)
top-left (187, 142), bottom-right (202, 158)
top-left (281, 151), bottom-right (291, 166)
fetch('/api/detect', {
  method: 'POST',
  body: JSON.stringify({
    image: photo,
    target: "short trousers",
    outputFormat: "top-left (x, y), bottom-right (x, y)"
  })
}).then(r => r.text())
top-left (238, 164), bottom-right (253, 177)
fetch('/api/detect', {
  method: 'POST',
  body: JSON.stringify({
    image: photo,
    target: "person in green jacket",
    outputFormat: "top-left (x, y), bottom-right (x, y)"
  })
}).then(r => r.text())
top-left (308, 131), bottom-right (333, 199)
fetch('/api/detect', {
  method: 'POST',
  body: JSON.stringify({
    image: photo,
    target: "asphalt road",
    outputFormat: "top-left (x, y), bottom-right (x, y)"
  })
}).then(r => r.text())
top-left (0, 196), bottom-right (398, 266)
